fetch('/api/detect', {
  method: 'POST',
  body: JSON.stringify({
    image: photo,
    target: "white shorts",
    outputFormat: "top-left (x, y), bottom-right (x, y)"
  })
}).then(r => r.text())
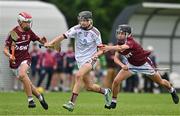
top-left (77, 58), bottom-right (97, 70)
top-left (11, 60), bottom-right (30, 78)
top-left (128, 62), bottom-right (156, 76)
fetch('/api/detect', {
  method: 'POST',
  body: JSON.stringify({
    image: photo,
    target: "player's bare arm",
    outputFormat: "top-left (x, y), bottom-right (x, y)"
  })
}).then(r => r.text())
top-left (38, 37), bottom-right (47, 45)
top-left (44, 34), bottom-right (65, 47)
top-left (103, 44), bottom-right (129, 52)
top-left (114, 51), bottom-right (128, 70)
top-left (115, 44), bottom-right (129, 52)
top-left (92, 49), bottom-right (104, 60)
top-left (91, 43), bottom-right (108, 60)
top-left (3, 45), bottom-right (15, 61)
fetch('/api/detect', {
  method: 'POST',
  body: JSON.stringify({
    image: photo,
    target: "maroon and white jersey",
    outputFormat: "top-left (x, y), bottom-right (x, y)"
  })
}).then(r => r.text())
top-left (5, 26), bottom-right (40, 69)
top-left (119, 36), bottom-right (151, 66)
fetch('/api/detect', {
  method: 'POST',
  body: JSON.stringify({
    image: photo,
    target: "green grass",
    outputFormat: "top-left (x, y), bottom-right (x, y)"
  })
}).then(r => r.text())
top-left (0, 92), bottom-right (179, 115)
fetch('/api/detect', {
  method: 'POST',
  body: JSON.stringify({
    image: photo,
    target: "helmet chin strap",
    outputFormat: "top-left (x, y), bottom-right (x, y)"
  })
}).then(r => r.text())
top-left (87, 24), bottom-right (93, 30)
top-left (81, 24), bottom-right (92, 30)
top-left (80, 19), bottom-right (93, 30)
top-left (23, 27), bottom-right (31, 31)
top-left (117, 39), bottom-right (125, 45)
top-left (117, 34), bottom-right (128, 45)
top-left (18, 22), bottom-right (31, 32)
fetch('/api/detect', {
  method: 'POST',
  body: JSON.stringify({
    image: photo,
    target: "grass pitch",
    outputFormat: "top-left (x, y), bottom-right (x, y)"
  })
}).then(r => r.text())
top-left (0, 92), bottom-right (179, 115)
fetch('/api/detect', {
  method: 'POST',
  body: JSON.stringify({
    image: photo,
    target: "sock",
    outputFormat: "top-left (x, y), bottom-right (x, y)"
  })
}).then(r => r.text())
top-left (112, 96), bottom-right (117, 103)
top-left (38, 94), bottom-right (43, 101)
top-left (70, 93), bottom-right (78, 104)
top-left (69, 101), bottom-right (74, 105)
top-left (28, 96), bottom-right (34, 102)
top-left (169, 87), bottom-right (175, 93)
top-left (99, 88), bottom-right (105, 94)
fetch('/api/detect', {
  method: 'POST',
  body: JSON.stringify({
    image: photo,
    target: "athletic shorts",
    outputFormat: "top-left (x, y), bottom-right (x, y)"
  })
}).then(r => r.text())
top-left (128, 62), bottom-right (156, 76)
top-left (11, 60), bottom-right (30, 78)
top-left (77, 58), bottom-right (97, 70)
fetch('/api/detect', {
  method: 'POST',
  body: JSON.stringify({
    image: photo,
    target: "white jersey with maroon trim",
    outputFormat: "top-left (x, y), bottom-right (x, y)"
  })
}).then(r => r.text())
top-left (64, 25), bottom-right (102, 68)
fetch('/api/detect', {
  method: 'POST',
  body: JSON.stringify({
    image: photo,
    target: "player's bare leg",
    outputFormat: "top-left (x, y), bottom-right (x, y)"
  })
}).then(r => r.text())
top-left (72, 63), bottom-right (91, 93)
top-left (76, 63), bottom-right (111, 106)
top-left (62, 63), bottom-right (90, 111)
top-left (105, 69), bottom-right (132, 109)
top-left (81, 63), bottom-right (104, 92)
top-left (103, 68), bottom-right (116, 89)
top-left (83, 73), bottom-right (102, 92)
top-left (18, 63), bottom-right (35, 108)
top-left (31, 84), bottom-right (48, 110)
top-left (63, 63), bottom-right (111, 111)
top-left (150, 72), bottom-right (179, 104)
top-left (83, 71), bottom-right (111, 106)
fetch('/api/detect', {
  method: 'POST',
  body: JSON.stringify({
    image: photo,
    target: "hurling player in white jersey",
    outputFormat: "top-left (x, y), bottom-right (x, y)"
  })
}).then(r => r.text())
top-left (44, 11), bottom-right (111, 112)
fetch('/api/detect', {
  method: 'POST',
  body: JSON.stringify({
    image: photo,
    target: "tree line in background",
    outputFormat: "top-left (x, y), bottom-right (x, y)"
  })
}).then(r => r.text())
top-left (41, 0), bottom-right (180, 43)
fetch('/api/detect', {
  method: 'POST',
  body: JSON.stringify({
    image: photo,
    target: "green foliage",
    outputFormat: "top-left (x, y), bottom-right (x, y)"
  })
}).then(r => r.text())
top-left (42, 0), bottom-right (180, 43)
top-left (42, 0), bottom-right (143, 43)
top-left (145, 0), bottom-right (180, 3)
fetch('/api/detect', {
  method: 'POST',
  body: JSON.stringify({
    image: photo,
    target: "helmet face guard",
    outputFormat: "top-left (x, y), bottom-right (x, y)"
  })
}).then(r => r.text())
top-left (116, 24), bottom-right (132, 45)
top-left (78, 11), bottom-right (93, 29)
top-left (78, 11), bottom-right (92, 20)
top-left (117, 39), bottom-right (126, 45)
top-left (116, 24), bottom-right (131, 36)
top-left (17, 12), bottom-right (33, 31)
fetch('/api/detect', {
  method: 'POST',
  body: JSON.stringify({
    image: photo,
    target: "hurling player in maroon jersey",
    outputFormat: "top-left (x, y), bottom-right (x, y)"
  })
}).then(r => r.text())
top-left (3, 12), bottom-right (48, 109)
top-left (100, 24), bottom-right (179, 109)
